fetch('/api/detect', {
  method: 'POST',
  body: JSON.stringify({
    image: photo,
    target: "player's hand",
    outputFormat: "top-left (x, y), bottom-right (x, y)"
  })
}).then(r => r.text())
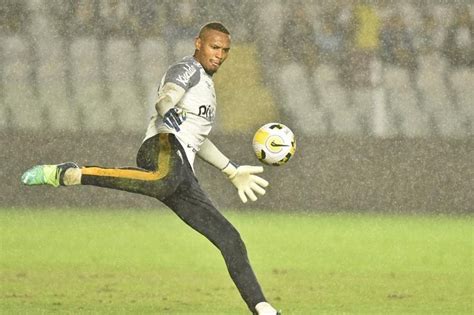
top-left (222, 163), bottom-right (269, 203)
top-left (163, 108), bottom-right (186, 132)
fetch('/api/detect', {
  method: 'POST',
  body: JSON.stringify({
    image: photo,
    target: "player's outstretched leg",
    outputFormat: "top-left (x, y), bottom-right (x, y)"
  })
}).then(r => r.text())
top-left (21, 162), bottom-right (79, 187)
top-left (21, 134), bottom-right (184, 200)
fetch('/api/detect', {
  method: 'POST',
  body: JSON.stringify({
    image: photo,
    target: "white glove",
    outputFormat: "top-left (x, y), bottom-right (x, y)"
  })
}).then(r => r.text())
top-left (222, 162), bottom-right (269, 203)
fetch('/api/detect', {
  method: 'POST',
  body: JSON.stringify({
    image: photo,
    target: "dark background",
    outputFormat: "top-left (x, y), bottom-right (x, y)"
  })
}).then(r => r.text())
top-left (3, 131), bottom-right (472, 213)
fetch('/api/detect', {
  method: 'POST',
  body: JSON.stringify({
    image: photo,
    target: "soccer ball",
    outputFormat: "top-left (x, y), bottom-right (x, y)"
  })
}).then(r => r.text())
top-left (252, 123), bottom-right (296, 166)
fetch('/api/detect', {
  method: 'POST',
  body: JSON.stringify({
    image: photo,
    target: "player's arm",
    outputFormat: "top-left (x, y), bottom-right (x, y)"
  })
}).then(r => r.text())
top-left (155, 82), bottom-right (185, 116)
top-left (155, 82), bottom-right (187, 131)
top-left (156, 62), bottom-right (199, 131)
top-left (197, 138), bottom-right (269, 203)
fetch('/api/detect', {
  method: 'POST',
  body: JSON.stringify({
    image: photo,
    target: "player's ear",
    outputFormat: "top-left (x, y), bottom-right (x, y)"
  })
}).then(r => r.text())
top-left (195, 37), bottom-right (202, 51)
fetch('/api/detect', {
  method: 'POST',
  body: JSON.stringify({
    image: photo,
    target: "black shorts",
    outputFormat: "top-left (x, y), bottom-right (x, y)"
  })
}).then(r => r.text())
top-left (81, 133), bottom-right (193, 200)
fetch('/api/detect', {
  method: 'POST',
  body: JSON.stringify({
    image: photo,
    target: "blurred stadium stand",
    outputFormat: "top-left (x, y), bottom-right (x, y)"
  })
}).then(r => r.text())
top-left (1, 0), bottom-right (472, 137)
top-left (1, 0), bottom-right (472, 212)
top-left (3, 35), bottom-right (42, 130)
top-left (72, 37), bottom-right (113, 131)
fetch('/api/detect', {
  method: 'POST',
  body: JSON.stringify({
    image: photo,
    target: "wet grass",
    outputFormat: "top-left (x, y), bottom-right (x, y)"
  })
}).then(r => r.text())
top-left (1, 208), bottom-right (472, 314)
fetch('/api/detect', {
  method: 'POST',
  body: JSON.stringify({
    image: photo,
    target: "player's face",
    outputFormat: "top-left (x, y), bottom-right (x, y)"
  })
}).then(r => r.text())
top-left (194, 30), bottom-right (231, 75)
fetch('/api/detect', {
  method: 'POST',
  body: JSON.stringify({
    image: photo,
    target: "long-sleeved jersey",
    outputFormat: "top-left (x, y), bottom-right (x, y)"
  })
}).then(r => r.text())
top-left (144, 56), bottom-right (217, 167)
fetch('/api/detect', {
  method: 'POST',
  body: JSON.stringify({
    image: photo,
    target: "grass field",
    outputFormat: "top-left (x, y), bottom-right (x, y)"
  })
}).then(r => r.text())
top-left (0, 208), bottom-right (472, 314)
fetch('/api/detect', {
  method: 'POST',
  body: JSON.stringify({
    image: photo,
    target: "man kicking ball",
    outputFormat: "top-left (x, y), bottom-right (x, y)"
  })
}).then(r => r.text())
top-left (22, 22), bottom-right (280, 315)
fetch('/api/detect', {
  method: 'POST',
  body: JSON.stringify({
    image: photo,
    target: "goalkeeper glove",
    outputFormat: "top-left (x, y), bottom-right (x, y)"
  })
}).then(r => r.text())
top-left (222, 162), bottom-right (269, 203)
top-left (163, 108), bottom-right (186, 131)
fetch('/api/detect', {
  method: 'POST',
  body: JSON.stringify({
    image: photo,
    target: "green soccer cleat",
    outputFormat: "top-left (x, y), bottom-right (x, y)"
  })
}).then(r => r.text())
top-left (21, 162), bottom-right (78, 187)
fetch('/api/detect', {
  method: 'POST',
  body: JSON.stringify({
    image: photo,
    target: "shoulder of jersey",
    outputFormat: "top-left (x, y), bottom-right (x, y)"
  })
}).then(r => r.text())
top-left (167, 56), bottom-right (202, 88)
top-left (178, 56), bottom-right (202, 71)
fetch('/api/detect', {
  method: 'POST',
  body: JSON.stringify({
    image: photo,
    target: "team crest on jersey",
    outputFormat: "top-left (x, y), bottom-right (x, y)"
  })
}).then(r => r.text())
top-left (198, 105), bottom-right (215, 121)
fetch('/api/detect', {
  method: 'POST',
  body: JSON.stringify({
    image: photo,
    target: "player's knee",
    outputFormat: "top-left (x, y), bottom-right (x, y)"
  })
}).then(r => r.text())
top-left (219, 226), bottom-right (247, 255)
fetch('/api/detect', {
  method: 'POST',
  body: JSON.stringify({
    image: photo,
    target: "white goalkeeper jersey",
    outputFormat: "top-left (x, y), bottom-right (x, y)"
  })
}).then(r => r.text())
top-left (144, 56), bottom-right (217, 167)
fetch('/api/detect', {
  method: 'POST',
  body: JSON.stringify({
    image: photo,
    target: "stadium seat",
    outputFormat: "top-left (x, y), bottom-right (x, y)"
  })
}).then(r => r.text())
top-left (383, 65), bottom-right (430, 137)
top-left (448, 67), bottom-right (473, 135)
top-left (278, 62), bottom-right (326, 135)
top-left (255, 1), bottom-right (284, 49)
top-left (350, 89), bottom-right (374, 135)
top-left (253, 0), bottom-right (286, 81)
top-left (417, 54), bottom-right (464, 137)
top-left (0, 108), bottom-right (6, 129)
top-left (313, 64), bottom-right (348, 110)
top-left (313, 64), bottom-right (361, 135)
top-left (173, 38), bottom-right (194, 61)
top-left (71, 37), bottom-right (115, 131)
top-left (36, 37), bottom-right (79, 131)
top-left (106, 39), bottom-right (146, 132)
top-left (140, 38), bottom-right (168, 120)
top-left (3, 36), bottom-right (43, 130)
top-left (0, 88), bottom-right (7, 128)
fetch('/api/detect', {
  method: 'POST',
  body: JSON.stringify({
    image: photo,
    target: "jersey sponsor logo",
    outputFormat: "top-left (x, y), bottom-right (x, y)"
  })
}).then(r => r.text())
top-left (198, 105), bottom-right (215, 121)
top-left (175, 64), bottom-right (197, 86)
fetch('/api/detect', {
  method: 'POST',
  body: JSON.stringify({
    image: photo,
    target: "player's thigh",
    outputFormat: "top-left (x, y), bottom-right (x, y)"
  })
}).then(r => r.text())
top-left (133, 134), bottom-right (186, 199)
top-left (136, 135), bottom-right (162, 171)
top-left (164, 179), bottom-right (239, 244)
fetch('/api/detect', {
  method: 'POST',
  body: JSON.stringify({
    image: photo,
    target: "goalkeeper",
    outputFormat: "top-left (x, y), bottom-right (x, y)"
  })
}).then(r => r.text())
top-left (21, 22), bottom-right (279, 315)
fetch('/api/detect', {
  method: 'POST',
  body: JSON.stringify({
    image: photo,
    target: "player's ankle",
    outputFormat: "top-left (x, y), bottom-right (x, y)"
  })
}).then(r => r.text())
top-left (255, 302), bottom-right (278, 315)
top-left (62, 167), bottom-right (81, 186)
